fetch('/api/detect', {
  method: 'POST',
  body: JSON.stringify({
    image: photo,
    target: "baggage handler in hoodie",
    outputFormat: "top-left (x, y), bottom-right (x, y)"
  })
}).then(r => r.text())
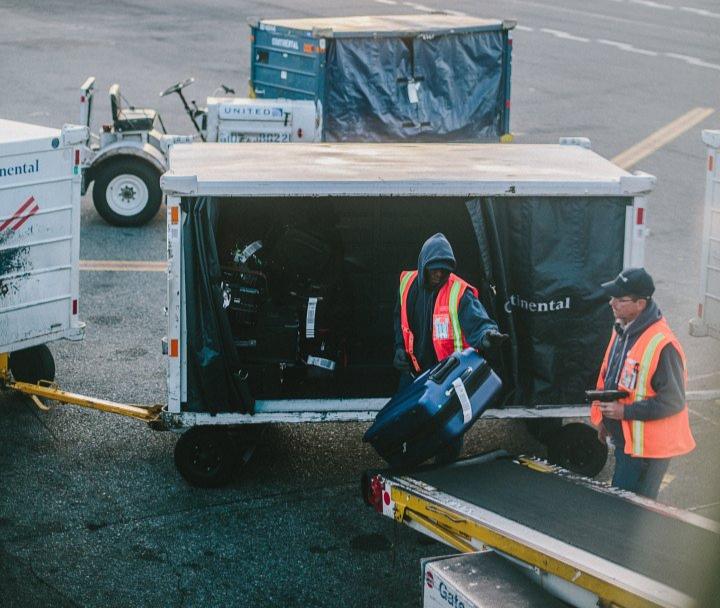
top-left (392, 233), bottom-right (507, 383)
top-left (591, 268), bottom-right (695, 499)
top-left (393, 233), bottom-right (507, 462)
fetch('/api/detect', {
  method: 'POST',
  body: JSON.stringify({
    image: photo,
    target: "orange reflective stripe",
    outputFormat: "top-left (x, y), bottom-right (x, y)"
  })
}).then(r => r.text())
top-left (399, 270), bottom-right (421, 373)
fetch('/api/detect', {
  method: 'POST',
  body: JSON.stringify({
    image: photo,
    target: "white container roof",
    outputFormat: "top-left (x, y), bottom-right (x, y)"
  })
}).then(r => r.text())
top-left (0, 119), bottom-right (60, 144)
top-left (161, 142), bottom-right (656, 198)
top-left (257, 14), bottom-right (513, 37)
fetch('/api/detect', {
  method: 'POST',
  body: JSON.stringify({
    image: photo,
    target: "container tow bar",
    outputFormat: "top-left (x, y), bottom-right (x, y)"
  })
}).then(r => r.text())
top-left (9, 379), bottom-right (163, 422)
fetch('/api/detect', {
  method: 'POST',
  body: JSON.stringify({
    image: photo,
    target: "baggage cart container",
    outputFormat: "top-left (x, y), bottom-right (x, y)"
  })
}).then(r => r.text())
top-left (249, 14), bottom-right (515, 142)
top-left (159, 139), bottom-right (654, 486)
top-left (690, 129), bottom-right (720, 340)
top-left (0, 120), bottom-right (87, 382)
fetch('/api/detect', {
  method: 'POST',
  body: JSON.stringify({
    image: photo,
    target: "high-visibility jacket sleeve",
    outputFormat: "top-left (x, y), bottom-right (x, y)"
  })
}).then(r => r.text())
top-left (458, 289), bottom-right (498, 350)
top-left (623, 344), bottom-right (686, 421)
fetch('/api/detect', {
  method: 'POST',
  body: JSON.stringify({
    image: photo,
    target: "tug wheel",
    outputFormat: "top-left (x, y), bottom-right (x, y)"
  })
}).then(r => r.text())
top-left (546, 422), bottom-right (608, 478)
top-left (9, 344), bottom-right (55, 385)
top-left (174, 427), bottom-right (235, 488)
top-left (92, 158), bottom-right (162, 227)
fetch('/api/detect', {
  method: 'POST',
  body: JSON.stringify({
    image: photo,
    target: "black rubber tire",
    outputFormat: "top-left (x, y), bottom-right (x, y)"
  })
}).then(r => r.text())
top-left (546, 422), bottom-right (608, 478)
top-left (92, 157), bottom-right (162, 227)
top-left (174, 427), bottom-right (235, 488)
top-left (525, 418), bottom-right (563, 443)
top-left (9, 344), bottom-right (55, 384)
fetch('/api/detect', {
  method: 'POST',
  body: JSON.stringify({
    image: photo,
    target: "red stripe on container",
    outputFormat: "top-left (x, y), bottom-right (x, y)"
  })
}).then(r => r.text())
top-left (0, 196), bottom-right (35, 231)
top-left (12, 205), bottom-right (39, 231)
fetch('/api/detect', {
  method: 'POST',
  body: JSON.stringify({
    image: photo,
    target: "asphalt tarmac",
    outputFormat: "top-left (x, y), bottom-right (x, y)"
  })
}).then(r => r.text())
top-left (1, 0), bottom-right (719, 606)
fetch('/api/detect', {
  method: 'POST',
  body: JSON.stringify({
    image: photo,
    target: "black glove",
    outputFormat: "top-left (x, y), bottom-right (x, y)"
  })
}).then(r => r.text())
top-left (481, 330), bottom-right (509, 350)
top-left (393, 348), bottom-right (411, 372)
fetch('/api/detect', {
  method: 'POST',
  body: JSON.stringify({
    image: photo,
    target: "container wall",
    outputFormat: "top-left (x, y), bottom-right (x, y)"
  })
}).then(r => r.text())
top-left (0, 144), bottom-right (79, 351)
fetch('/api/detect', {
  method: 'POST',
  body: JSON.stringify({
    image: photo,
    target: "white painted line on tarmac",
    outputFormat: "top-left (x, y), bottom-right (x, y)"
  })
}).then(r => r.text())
top-left (374, 0), bottom-right (397, 4)
top-left (688, 407), bottom-right (719, 426)
top-left (402, 1), bottom-right (435, 11)
top-left (597, 39), bottom-right (658, 56)
top-left (611, 107), bottom-right (716, 169)
top-left (540, 28), bottom-right (590, 42)
top-left (664, 52), bottom-right (720, 71)
top-left (80, 260), bottom-right (166, 272)
top-left (679, 6), bottom-right (720, 18)
top-left (515, 25), bottom-right (534, 32)
top-left (629, 0), bottom-right (673, 10)
top-left (689, 369), bottom-right (720, 383)
top-left (659, 473), bottom-right (675, 492)
top-left (687, 501), bottom-right (720, 513)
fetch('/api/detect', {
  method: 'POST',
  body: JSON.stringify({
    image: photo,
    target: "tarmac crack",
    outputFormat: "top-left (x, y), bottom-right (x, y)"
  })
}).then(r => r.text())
top-left (0, 543), bottom-right (83, 608)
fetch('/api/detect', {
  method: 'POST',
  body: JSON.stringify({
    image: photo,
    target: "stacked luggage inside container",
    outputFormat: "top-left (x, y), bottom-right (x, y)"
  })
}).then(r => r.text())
top-left (220, 220), bottom-right (352, 398)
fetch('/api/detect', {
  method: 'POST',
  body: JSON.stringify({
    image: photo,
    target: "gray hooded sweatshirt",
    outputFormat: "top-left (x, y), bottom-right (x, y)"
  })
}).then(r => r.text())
top-left (393, 233), bottom-right (497, 371)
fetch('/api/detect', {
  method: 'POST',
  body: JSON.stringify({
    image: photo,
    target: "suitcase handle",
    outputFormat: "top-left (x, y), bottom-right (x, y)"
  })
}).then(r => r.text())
top-left (429, 355), bottom-right (460, 385)
top-left (445, 367), bottom-right (473, 397)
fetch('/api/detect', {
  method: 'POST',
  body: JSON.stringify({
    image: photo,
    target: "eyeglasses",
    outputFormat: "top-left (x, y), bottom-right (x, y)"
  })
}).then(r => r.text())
top-left (609, 297), bottom-right (636, 303)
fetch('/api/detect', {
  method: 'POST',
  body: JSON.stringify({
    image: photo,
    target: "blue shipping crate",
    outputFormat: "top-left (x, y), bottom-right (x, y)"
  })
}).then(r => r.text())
top-left (250, 14), bottom-right (515, 142)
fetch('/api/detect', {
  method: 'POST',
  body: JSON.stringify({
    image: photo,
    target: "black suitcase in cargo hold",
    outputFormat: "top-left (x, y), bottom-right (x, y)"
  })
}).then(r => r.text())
top-left (363, 348), bottom-right (502, 469)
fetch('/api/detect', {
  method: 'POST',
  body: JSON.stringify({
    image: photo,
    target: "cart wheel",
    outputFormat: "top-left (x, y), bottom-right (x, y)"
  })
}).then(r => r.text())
top-left (174, 427), bottom-right (235, 488)
top-left (546, 422), bottom-right (608, 478)
top-left (92, 158), bottom-right (162, 227)
top-left (525, 418), bottom-right (563, 443)
top-left (9, 344), bottom-right (55, 385)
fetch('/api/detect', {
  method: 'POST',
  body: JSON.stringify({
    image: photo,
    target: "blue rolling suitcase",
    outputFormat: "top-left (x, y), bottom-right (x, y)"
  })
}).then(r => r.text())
top-left (364, 348), bottom-right (502, 469)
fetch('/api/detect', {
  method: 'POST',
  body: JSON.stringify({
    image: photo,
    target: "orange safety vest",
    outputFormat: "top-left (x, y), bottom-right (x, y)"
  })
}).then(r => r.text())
top-left (591, 317), bottom-right (695, 458)
top-left (399, 270), bottom-right (478, 373)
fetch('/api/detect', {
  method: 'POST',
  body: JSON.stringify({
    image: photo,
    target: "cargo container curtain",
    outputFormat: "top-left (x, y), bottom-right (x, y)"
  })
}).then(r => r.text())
top-left (324, 30), bottom-right (505, 142)
top-left (182, 196), bottom-right (254, 413)
top-left (465, 196), bottom-right (629, 406)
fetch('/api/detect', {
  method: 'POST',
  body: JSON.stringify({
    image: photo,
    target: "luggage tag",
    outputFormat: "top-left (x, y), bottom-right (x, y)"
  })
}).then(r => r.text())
top-left (306, 297), bottom-right (317, 338)
top-left (306, 355), bottom-right (336, 371)
top-left (451, 377), bottom-right (473, 424)
top-left (433, 314), bottom-right (450, 340)
top-left (620, 358), bottom-right (639, 391)
top-left (234, 240), bottom-right (263, 265)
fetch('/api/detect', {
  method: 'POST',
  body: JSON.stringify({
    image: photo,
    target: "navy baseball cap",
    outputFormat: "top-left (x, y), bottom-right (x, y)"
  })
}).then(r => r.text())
top-left (601, 267), bottom-right (655, 298)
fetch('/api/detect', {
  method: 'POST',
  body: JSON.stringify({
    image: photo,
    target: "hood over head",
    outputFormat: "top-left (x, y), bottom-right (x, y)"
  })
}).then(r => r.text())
top-left (418, 233), bottom-right (456, 288)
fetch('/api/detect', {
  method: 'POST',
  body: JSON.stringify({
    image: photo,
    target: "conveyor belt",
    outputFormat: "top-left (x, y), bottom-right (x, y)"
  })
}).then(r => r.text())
top-left (412, 456), bottom-right (718, 599)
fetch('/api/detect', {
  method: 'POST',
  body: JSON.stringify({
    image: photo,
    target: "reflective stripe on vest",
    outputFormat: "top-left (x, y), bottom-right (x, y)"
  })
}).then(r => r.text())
top-left (399, 270), bottom-right (421, 373)
top-left (630, 332), bottom-right (666, 456)
top-left (448, 280), bottom-right (463, 353)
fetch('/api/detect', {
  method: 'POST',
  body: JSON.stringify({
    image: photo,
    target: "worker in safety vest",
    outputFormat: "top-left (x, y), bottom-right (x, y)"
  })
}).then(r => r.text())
top-left (393, 233), bottom-right (507, 380)
top-left (592, 268), bottom-right (695, 499)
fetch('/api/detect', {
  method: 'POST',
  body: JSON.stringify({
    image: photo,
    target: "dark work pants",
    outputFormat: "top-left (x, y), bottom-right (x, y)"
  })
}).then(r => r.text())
top-left (612, 448), bottom-right (671, 499)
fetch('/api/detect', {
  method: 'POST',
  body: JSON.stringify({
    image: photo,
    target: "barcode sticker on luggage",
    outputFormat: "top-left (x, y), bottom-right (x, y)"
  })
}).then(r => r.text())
top-left (235, 240), bottom-right (263, 264)
top-left (307, 356), bottom-right (335, 371)
top-left (452, 377), bottom-right (473, 424)
top-left (306, 297), bottom-right (317, 338)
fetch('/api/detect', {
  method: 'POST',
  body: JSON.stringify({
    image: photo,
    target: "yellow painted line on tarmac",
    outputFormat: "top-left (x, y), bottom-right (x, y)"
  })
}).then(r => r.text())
top-left (612, 106), bottom-right (715, 169)
top-left (80, 260), bottom-right (166, 272)
top-left (659, 473), bottom-right (675, 492)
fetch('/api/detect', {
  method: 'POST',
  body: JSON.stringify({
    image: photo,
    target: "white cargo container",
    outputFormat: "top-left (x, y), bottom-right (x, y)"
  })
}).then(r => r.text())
top-left (0, 119), bottom-right (87, 379)
top-left (690, 129), bottom-right (720, 340)
top-left (159, 140), bottom-right (655, 487)
top-left (204, 97), bottom-right (321, 143)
